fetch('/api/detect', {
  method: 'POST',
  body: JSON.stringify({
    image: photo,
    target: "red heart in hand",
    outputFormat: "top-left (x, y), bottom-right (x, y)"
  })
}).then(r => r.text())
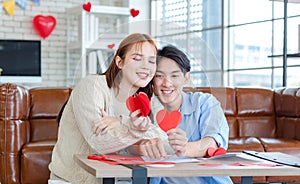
top-left (107, 44), bottom-right (115, 49)
top-left (126, 92), bottom-right (150, 117)
top-left (207, 147), bottom-right (226, 157)
top-left (130, 8), bottom-right (139, 17)
top-left (156, 110), bottom-right (181, 132)
top-left (83, 2), bottom-right (92, 12)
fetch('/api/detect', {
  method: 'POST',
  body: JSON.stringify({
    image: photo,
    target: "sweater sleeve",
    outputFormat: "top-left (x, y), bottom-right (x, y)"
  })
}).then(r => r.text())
top-left (71, 75), bottom-right (146, 154)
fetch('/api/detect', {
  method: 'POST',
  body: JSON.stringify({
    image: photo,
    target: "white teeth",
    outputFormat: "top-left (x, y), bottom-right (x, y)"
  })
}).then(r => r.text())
top-left (162, 90), bottom-right (172, 94)
top-left (137, 72), bottom-right (148, 77)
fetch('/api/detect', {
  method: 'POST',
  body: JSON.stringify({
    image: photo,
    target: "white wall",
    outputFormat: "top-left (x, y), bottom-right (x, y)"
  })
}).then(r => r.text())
top-left (129, 0), bottom-right (151, 34)
top-left (0, 0), bottom-right (150, 88)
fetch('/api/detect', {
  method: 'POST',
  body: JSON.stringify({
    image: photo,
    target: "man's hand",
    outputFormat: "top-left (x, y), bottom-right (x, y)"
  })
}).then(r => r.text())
top-left (167, 128), bottom-right (188, 157)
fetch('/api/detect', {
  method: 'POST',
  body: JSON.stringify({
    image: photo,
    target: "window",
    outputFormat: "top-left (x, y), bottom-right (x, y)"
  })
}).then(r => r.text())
top-left (151, 0), bottom-right (300, 88)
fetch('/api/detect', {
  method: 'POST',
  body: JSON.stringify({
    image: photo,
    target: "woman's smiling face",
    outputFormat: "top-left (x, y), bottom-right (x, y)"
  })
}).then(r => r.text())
top-left (154, 57), bottom-right (189, 110)
top-left (118, 42), bottom-right (157, 88)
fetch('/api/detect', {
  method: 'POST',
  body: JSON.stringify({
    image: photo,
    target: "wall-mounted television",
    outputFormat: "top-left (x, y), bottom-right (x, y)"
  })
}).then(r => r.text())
top-left (0, 39), bottom-right (41, 83)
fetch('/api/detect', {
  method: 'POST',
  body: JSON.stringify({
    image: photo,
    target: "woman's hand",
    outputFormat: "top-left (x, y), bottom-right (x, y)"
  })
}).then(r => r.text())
top-left (127, 138), bottom-right (167, 159)
top-left (93, 109), bottom-right (121, 135)
top-left (129, 109), bottom-right (151, 132)
top-left (167, 128), bottom-right (188, 157)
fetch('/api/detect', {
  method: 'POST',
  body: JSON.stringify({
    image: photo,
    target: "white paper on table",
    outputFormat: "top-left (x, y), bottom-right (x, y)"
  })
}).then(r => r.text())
top-left (142, 154), bottom-right (199, 163)
top-left (200, 152), bottom-right (265, 162)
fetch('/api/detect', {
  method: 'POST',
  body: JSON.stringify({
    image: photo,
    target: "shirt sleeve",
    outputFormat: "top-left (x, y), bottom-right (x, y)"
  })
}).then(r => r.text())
top-left (71, 76), bottom-right (146, 154)
top-left (198, 94), bottom-right (229, 149)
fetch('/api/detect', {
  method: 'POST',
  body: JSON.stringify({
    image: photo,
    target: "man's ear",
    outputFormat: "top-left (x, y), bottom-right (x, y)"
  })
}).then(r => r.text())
top-left (184, 72), bottom-right (191, 84)
top-left (115, 56), bottom-right (123, 69)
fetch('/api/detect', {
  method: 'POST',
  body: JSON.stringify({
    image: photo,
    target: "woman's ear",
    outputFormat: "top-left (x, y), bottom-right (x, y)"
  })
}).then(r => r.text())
top-left (115, 56), bottom-right (123, 69)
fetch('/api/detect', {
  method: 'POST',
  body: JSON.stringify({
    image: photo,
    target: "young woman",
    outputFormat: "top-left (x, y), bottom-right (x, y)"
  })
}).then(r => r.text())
top-left (148, 45), bottom-right (233, 184)
top-left (91, 45), bottom-right (233, 183)
top-left (48, 33), bottom-right (171, 184)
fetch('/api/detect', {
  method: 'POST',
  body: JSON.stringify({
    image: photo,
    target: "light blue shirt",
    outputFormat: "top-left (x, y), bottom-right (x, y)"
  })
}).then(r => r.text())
top-left (150, 92), bottom-right (233, 184)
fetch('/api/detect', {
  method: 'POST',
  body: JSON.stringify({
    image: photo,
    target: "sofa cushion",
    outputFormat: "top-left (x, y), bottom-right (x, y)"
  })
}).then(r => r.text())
top-left (258, 137), bottom-right (300, 157)
top-left (21, 140), bottom-right (56, 184)
top-left (29, 88), bottom-right (71, 142)
top-left (228, 137), bottom-right (265, 152)
top-left (237, 116), bottom-right (276, 138)
top-left (276, 117), bottom-right (300, 140)
top-left (29, 119), bottom-right (58, 142)
top-left (236, 88), bottom-right (274, 116)
top-left (275, 88), bottom-right (300, 117)
top-left (226, 117), bottom-right (238, 138)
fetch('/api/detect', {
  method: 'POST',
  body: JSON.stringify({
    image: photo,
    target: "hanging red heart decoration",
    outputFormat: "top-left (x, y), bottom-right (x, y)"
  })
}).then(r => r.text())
top-left (156, 110), bottom-right (181, 132)
top-left (126, 92), bottom-right (150, 117)
top-left (83, 2), bottom-right (92, 12)
top-left (33, 15), bottom-right (56, 39)
top-left (107, 44), bottom-right (115, 49)
top-left (130, 8), bottom-right (139, 17)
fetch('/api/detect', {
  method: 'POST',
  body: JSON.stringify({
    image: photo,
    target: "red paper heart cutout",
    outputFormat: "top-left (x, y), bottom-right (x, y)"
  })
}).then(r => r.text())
top-left (33, 15), bottom-right (56, 39)
top-left (126, 92), bottom-right (150, 117)
top-left (206, 147), bottom-right (226, 157)
top-left (83, 2), bottom-right (92, 12)
top-left (107, 44), bottom-right (115, 49)
top-left (156, 110), bottom-right (181, 132)
top-left (214, 147), bottom-right (226, 156)
top-left (207, 147), bottom-right (216, 157)
top-left (130, 8), bottom-right (139, 17)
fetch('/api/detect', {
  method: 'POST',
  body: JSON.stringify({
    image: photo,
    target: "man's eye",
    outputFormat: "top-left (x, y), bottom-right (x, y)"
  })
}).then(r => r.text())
top-left (172, 75), bottom-right (180, 78)
top-left (155, 75), bottom-right (163, 78)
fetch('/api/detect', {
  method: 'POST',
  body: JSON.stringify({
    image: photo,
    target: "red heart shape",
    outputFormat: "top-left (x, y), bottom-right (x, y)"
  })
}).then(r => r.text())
top-left (33, 15), bottom-right (56, 39)
top-left (107, 44), bottom-right (115, 49)
top-left (206, 147), bottom-right (227, 157)
top-left (83, 2), bottom-right (92, 12)
top-left (126, 92), bottom-right (150, 117)
top-left (156, 110), bottom-right (181, 132)
top-left (130, 8), bottom-right (139, 17)
top-left (207, 147), bottom-right (216, 157)
top-left (214, 147), bottom-right (226, 156)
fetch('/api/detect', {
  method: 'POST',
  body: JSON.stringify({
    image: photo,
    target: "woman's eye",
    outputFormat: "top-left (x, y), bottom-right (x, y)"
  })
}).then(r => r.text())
top-left (133, 58), bottom-right (142, 61)
top-left (172, 75), bottom-right (180, 78)
top-left (148, 59), bottom-right (156, 64)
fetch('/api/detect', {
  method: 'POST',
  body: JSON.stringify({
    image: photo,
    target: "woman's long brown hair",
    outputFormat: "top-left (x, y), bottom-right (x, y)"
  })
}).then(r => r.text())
top-left (103, 33), bottom-right (157, 99)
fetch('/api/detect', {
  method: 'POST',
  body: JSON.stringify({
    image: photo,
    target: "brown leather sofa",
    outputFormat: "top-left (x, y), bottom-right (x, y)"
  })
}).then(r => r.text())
top-left (0, 83), bottom-right (300, 184)
top-left (184, 87), bottom-right (300, 183)
top-left (0, 83), bottom-right (72, 184)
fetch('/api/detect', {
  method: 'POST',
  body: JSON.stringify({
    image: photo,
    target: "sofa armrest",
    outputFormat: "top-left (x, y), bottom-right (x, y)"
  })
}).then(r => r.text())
top-left (0, 83), bottom-right (30, 184)
top-left (275, 88), bottom-right (300, 140)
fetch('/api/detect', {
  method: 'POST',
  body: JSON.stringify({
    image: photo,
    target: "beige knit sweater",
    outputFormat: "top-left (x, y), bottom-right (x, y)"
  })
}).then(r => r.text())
top-left (49, 75), bottom-right (172, 184)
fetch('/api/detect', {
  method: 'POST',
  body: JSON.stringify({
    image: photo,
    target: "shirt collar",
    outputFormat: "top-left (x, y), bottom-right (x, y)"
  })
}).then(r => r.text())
top-left (179, 92), bottom-right (195, 115)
